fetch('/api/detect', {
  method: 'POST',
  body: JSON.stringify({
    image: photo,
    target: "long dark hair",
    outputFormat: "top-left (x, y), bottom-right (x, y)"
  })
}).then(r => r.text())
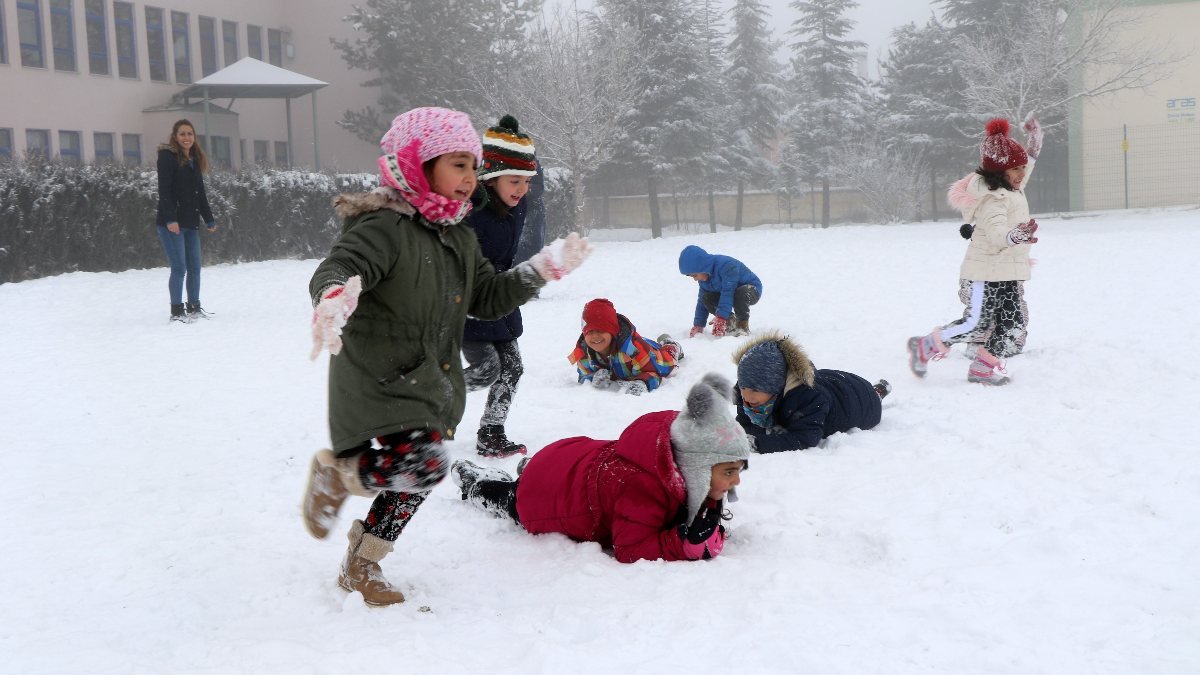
top-left (483, 180), bottom-right (511, 216)
top-left (974, 166), bottom-right (1013, 192)
top-left (162, 119), bottom-right (209, 173)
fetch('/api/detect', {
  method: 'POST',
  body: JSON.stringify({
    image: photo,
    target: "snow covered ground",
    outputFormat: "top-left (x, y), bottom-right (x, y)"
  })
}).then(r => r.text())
top-left (3, 206), bottom-right (1197, 674)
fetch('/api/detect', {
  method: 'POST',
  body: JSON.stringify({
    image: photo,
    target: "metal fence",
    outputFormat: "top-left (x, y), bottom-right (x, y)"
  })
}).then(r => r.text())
top-left (1079, 122), bottom-right (1200, 211)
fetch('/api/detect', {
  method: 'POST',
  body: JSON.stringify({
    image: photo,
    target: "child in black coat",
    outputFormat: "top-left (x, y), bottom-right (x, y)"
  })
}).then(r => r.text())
top-left (462, 115), bottom-right (540, 457)
top-left (732, 331), bottom-right (889, 453)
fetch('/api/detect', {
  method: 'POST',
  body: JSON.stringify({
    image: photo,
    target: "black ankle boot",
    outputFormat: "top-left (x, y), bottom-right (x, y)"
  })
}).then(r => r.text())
top-left (170, 303), bottom-right (188, 323)
top-left (185, 301), bottom-right (212, 319)
top-left (476, 425), bottom-right (527, 458)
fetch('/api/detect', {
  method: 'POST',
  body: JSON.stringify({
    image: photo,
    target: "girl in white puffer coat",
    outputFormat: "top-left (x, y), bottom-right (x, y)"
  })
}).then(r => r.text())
top-left (907, 117), bottom-right (1044, 385)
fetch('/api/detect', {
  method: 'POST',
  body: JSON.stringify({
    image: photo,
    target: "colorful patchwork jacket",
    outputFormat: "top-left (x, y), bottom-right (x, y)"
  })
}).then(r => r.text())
top-left (567, 314), bottom-right (677, 392)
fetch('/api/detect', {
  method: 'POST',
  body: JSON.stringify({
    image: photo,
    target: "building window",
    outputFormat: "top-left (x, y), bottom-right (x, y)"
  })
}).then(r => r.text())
top-left (26, 129), bottom-right (51, 160)
top-left (1, 2), bottom-right (8, 65)
top-left (83, 0), bottom-right (108, 75)
top-left (170, 10), bottom-right (189, 83)
top-left (201, 135), bottom-right (230, 169)
top-left (94, 131), bottom-right (114, 161)
top-left (18, 0), bottom-right (46, 68)
top-left (0, 129), bottom-right (13, 160)
top-left (198, 15), bottom-right (216, 76)
top-left (253, 140), bottom-right (268, 164)
top-left (247, 24), bottom-right (261, 60)
top-left (59, 130), bottom-right (81, 163)
top-left (121, 132), bottom-right (141, 164)
top-left (274, 140), bottom-right (288, 166)
top-left (222, 20), bottom-right (237, 66)
top-left (113, 1), bottom-right (135, 78)
top-left (144, 6), bottom-right (166, 82)
top-left (49, 0), bottom-right (74, 71)
top-left (267, 28), bottom-right (281, 66)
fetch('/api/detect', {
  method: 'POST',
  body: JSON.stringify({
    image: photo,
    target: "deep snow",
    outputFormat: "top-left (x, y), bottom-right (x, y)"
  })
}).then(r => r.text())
top-left (2, 207), bottom-right (1197, 674)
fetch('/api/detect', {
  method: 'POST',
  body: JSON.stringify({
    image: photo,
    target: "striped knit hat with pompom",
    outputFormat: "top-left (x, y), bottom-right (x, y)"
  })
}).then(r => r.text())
top-left (478, 115), bottom-right (538, 181)
top-left (979, 118), bottom-right (1028, 173)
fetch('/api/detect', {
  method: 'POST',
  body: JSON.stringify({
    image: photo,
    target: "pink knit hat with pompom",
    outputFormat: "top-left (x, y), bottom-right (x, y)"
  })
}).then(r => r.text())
top-left (379, 107), bottom-right (482, 166)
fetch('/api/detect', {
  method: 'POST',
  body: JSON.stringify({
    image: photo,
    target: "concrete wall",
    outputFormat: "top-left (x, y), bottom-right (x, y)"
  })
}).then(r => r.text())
top-left (582, 187), bottom-right (876, 229)
top-left (0, 0), bottom-right (378, 170)
top-left (1073, 0), bottom-right (1200, 210)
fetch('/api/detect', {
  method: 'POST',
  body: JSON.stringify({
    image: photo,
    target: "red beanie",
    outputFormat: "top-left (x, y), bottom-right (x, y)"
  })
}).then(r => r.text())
top-left (581, 298), bottom-right (619, 336)
top-left (979, 118), bottom-right (1028, 173)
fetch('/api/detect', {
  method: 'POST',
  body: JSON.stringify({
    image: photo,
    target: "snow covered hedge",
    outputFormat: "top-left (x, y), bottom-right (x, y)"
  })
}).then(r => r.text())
top-left (0, 160), bottom-right (375, 284)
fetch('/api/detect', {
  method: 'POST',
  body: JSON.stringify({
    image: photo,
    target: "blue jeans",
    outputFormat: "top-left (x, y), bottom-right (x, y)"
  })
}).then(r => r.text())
top-left (156, 226), bottom-right (202, 305)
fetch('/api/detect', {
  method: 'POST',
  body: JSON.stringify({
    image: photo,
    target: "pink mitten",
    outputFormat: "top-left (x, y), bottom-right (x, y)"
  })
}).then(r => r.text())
top-left (710, 316), bottom-right (728, 337)
top-left (689, 325), bottom-right (704, 338)
top-left (1007, 218), bottom-right (1039, 246)
top-left (1023, 117), bottom-right (1044, 161)
top-left (310, 276), bottom-right (362, 359)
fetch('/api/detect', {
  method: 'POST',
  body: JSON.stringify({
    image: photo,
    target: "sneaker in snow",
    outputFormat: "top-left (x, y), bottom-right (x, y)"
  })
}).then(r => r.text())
top-left (657, 334), bottom-right (685, 361)
top-left (873, 379), bottom-right (892, 399)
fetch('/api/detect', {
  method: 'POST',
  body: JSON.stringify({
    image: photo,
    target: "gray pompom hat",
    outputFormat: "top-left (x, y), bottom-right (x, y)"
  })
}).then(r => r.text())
top-left (670, 372), bottom-right (752, 524)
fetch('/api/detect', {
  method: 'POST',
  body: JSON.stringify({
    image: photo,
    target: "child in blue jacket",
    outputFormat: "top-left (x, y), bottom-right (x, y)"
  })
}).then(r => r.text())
top-left (678, 245), bottom-right (762, 338)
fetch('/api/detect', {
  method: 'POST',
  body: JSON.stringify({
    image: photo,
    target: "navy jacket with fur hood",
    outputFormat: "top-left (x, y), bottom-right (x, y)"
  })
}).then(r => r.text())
top-left (732, 331), bottom-right (882, 453)
top-left (678, 245), bottom-right (762, 325)
top-left (464, 185), bottom-right (527, 342)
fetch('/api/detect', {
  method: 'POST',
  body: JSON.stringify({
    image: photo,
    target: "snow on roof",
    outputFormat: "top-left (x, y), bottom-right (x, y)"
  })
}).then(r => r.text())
top-left (178, 57), bottom-right (327, 99)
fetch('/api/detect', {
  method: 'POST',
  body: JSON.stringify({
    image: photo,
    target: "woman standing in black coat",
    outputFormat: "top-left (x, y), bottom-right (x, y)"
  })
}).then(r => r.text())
top-left (462, 116), bottom-right (538, 457)
top-left (156, 119), bottom-right (216, 323)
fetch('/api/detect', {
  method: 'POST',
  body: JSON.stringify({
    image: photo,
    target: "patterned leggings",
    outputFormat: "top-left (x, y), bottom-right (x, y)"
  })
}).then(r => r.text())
top-left (335, 429), bottom-right (449, 542)
top-left (941, 280), bottom-right (1027, 359)
top-left (462, 339), bottom-right (523, 427)
top-left (957, 279), bottom-right (1029, 354)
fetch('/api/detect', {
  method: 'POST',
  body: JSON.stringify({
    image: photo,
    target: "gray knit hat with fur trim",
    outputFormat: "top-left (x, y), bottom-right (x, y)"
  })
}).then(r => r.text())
top-left (670, 373), bottom-right (752, 525)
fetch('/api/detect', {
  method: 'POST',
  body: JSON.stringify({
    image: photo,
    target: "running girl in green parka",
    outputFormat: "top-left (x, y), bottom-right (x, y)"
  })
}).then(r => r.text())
top-left (300, 107), bottom-right (591, 607)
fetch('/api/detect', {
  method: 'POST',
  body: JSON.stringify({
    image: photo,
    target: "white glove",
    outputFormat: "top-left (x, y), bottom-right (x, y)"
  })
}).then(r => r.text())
top-left (310, 276), bottom-right (362, 360)
top-left (529, 233), bottom-right (592, 281)
top-left (590, 368), bottom-right (615, 390)
top-left (624, 381), bottom-right (648, 396)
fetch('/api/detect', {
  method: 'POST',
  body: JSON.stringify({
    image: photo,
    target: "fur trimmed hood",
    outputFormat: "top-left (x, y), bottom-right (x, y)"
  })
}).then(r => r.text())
top-left (731, 330), bottom-right (815, 392)
top-left (947, 173), bottom-right (991, 222)
top-left (332, 187), bottom-right (418, 221)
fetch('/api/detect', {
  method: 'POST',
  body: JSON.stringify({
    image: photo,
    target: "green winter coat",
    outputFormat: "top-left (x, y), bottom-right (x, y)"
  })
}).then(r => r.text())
top-left (310, 191), bottom-right (545, 451)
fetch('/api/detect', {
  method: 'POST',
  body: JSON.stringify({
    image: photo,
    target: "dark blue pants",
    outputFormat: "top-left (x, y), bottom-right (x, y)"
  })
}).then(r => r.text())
top-left (156, 226), bottom-right (202, 305)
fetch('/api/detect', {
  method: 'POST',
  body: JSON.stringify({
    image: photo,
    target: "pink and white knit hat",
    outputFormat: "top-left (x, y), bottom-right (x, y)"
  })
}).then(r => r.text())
top-left (377, 107), bottom-right (482, 226)
top-left (379, 107), bottom-right (482, 165)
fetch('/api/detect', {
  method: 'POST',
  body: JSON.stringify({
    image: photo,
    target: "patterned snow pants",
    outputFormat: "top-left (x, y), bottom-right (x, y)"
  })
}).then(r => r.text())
top-left (941, 280), bottom-right (1027, 359)
top-left (335, 430), bottom-right (449, 542)
top-left (957, 279), bottom-right (1029, 355)
top-left (462, 339), bottom-right (523, 427)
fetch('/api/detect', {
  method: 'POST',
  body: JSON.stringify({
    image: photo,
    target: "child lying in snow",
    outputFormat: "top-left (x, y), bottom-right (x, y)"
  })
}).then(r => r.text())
top-left (451, 374), bottom-right (749, 563)
top-left (567, 298), bottom-right (683, 396)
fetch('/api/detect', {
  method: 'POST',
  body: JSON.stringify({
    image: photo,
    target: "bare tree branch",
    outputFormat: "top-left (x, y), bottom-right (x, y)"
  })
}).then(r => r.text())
top-left (954, 0), bottom-right (1187, 127)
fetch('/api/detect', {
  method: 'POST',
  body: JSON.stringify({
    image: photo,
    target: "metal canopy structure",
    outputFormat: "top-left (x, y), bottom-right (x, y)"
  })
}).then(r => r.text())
top-left (176, 57), bottom-right (328, 169)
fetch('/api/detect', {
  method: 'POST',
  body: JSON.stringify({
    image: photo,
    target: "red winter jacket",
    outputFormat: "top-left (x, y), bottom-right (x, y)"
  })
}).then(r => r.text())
top-left (515, 411), bottom-right (721, 563)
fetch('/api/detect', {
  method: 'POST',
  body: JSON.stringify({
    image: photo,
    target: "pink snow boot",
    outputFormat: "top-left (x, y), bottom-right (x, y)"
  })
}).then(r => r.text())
top-left (907, 330), bottom-right (948, 377)
top-left (967, 349), bottom-right (1010, 386)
